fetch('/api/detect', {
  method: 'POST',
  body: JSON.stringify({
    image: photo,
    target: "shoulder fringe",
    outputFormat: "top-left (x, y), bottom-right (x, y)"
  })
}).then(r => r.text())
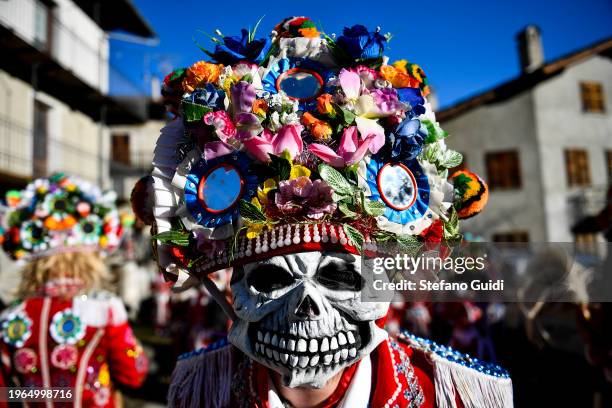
top-left (431, 353), bottom-right (513, 408)
top-left (167, 340), bottom-right (233, 408)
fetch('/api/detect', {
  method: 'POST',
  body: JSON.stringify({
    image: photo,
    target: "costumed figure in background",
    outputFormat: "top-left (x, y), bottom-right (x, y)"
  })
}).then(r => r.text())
top-left (0, 173), bottom-right (148, 407)
top-left (135, 16), bottom-right (511, 407)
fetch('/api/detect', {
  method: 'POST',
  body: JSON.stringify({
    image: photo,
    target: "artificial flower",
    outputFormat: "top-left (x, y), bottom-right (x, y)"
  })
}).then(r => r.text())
top-left (252, 99), bottom-right (268, 116)
top-left (386, 117), bottom-right (425, 162)
top-left (370, 88), bottom-right (403, 116)
top-left (275, 177), bottom-right (336, 219)
top-left (380, 65), bottom-right (419, 89)
top-left (257, 179), bottom-right (278, 207)
top-left (316, 93), bottom-right (335, 116)
top-left (234, 113), bottom-right (263, 140)
top-left (396, 88), bottom-right (426, 116)
top-left (242, 124), bottom-right (304, 162)
top-left (203, 141), bottom-right (235, 160)
top-left (349, 65), bottom-right (380, 88)
top-left (309, 126), bottom-right (376, 168)
top-left (231, 81), bottom-right (256, 114)
top-left (203, 111), bottom-right (236, 141)
top-left (188, 83), bottom-right (226, 110)
top-left (212, 29), bottom-right (272, 65)
top-left (301, 112), bottom-right (332, 140)
top-left (337, 25), bottom-right (386, 60)
top-left (182, 61), bottom-right (224, 93)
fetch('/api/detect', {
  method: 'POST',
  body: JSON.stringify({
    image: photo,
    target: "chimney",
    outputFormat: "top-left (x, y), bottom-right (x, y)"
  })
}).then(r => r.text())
top-left (516, 25), bottom-right (544, 73)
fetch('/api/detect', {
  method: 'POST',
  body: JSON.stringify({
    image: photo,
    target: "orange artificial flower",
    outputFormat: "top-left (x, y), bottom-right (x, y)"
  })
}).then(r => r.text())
top-left (252, 99), bottom-right (269, 116)
top-left (301, 112), bottom-right (332, 140)
top-left (392, 60), bottom-right (409, 74)
top-left (316, 93), bottom-right (335, 116)
top-left (182, 61), bottom-right (224, 93)
top-left (380, 65), bottom-right (419, 89)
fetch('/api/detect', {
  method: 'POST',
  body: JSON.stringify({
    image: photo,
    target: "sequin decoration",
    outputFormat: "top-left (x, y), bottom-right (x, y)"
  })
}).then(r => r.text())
top-left (50, 344), bottom-right (78, 370)
top-left (50, 309), bottom-right (86, 345)
top-left (14, 348), bottom-right (37, 374)
top-left (2, 311), bottom-right (32, 347)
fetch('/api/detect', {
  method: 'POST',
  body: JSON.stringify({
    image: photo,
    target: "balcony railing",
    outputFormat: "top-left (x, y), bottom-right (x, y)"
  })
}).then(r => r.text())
top-left (0, 0), bottom-right (148, 98)
top-left (0, 115), bottom-right (105, 183)
top-left (568, 186), bottom-right (609, 222)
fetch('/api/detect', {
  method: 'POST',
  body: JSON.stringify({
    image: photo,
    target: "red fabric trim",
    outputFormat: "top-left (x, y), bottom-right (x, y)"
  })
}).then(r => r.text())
top-left (370, 340), bottom-right (400, 407)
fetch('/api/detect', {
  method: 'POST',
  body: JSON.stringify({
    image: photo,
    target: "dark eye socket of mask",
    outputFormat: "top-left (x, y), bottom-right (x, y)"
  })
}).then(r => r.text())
top-left (247, 264), bottom-right (295, 293)
top-left (316, 262), bottom-right (363, 291)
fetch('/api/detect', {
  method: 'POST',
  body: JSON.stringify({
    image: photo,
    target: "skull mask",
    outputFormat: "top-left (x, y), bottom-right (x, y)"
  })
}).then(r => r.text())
top-left (229, 251), bottom-right (389, 388)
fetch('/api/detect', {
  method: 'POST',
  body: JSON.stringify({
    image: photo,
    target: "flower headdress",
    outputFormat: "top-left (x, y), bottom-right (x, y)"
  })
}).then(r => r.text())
top-left (144, 17), bottom-right (488, 288)
top-left (1, 173), bottom-right (122, 261)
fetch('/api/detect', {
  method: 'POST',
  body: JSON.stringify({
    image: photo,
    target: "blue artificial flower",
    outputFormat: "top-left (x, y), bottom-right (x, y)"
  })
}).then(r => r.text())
top-left (388, 117), bottom-right (426, 162)
top-left (396, 88), bottom-right (426, 116)
top-left (336, 25), bottom-right (387, 61)
top-left (212, 29), bottom-right (272, 65)
top-left (189, 83), bottom-right (226, 110)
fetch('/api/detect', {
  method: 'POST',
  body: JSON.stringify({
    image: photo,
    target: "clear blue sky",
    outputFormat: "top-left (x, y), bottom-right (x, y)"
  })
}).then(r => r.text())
top-left (112, 0), bottom-right (612, 108)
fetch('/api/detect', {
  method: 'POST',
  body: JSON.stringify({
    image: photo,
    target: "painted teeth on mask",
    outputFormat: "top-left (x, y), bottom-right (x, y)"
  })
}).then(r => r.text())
top-left (252, 329), bottom-right (362, 369)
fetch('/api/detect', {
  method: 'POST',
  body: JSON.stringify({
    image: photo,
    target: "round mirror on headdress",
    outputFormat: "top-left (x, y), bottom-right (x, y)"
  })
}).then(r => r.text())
top-left (184, 152), bottom-right (259, 229)
top-left (276, 68), bottom-right (323, 100)
top-left (377, 163), bottom-right (417, 210)
top-left (198, 164), bottom-right (244, 213)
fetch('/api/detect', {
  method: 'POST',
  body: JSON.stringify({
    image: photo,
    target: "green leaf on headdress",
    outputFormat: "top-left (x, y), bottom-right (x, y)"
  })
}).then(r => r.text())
top-left (153, 230), bottom-right (190, 246)
top-left (443, 208), bottom-right (462, 242)
top-left (318, 164), bottom-right (354, 195)
top-left (239, 199), bottom-right (267, 223)
top-left (442, 150), bottom-right (463, 169)
top-left (396, 234), bottom-right (423, 257)
top-left (343, 224), bottom-right (364, 253)
top-left (344, 163), bottom-right (359, 184)
top-left (422, 119), bottom-right (448, 144)
top-left (339, 107), bottom-right (356, 125)
top-left (183, 101), bottom-right (212, 122)
top-left (169, 68), bottom-right (186, 82)
top-left (269, 153), bottom-right (292, 180)
top-left (364, 199), bottom-right (386, 217)
top-left (339, 202), bottom-right (357, 217)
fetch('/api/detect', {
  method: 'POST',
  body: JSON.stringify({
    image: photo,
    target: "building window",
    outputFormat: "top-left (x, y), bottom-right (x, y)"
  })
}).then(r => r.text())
top-left (112, 134), bottom-right (131, 166)
top-left (485, 151), bottom-right (521, 190)
top-left (565, 149), bottom-right (591, 187)
top-left (574, 232), bottom-right (600, 257)
top-left (33, 0), bottom-right (53, 52)
top-left (32, 100), bottom-right (49, 178)
top-left (492, 231), bottom-right (529, 243)
top-left (580, 82), bottom-right (605, 113)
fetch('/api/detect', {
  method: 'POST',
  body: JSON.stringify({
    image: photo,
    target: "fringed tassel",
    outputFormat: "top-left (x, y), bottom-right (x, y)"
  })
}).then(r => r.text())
top-left (432, 354), bottom-right (514, 408)
top-left (168, 341), bottom-right (233, 408)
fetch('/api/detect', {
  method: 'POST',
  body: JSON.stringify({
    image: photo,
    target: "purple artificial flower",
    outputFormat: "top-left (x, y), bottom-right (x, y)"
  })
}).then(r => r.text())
top-left (275, 177), bottom-right (337, 219)
top-left (231, 81), bottom-right (256, 114)
top-left (371, 88), bottom-right (403, 115)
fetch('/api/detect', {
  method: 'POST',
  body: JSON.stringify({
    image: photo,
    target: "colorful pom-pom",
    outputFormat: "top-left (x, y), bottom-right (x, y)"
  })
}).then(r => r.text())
top-left (450, 170), bottom-right (489, 219)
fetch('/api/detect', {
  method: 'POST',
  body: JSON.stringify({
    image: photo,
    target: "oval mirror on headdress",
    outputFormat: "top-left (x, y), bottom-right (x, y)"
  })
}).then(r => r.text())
top-left (198, 164), bottom-right (244, 213)
top-left (276, 68), bottom-right (323, 100)
top-left (377, 163), bottom-right (418, 210)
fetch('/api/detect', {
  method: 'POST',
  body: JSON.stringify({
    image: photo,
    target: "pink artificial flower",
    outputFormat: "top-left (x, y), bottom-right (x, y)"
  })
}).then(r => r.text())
top-left (339, 69), bottom-right (363, 100)
top-left (242, 124), bottom-right (304, 162)
top-left (275, 177), bottom-right (337, 219)
top-left (309, 126), bottom-right (378, 168)
top-left (349, 65), bottom-right (380, 88)
top-left (203, 111), bottom-right (236, 141)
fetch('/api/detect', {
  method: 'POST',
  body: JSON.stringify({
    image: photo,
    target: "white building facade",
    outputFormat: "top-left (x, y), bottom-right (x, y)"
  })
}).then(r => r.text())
top-left (440, 27), bottom-right (612, 242)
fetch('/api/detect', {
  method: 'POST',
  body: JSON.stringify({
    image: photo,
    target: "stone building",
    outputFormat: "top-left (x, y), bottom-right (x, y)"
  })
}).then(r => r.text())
top-left (439, 26), bottom-right (612, 242)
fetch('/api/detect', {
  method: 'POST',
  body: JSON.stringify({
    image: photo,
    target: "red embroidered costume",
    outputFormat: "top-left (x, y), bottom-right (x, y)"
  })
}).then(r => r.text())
top-left (0, 286), bottom-right (148, 408)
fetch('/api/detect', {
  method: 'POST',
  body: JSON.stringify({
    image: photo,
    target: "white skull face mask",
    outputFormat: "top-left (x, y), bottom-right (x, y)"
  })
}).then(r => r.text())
top-left (228, 251), bottom-right (389, 388)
